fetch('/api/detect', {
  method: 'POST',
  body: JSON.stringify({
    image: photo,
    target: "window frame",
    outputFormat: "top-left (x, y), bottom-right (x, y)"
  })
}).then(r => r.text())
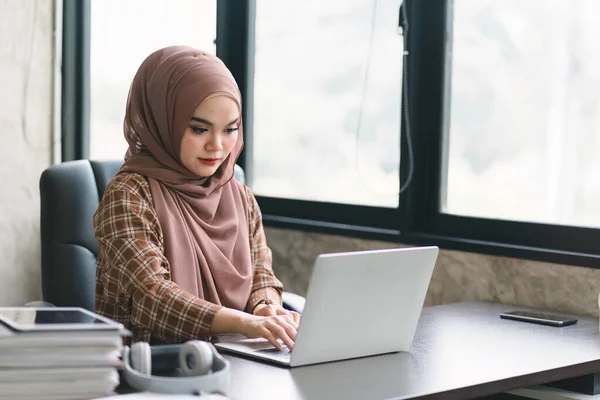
top-left (66, 0), bottom-right (600, 268)
top-left (61, 0), bottom-right (91, 161)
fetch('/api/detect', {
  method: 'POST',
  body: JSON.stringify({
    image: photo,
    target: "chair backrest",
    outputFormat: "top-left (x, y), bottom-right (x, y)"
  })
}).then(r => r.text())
top-left (39, 159), bottom-right (246, 310)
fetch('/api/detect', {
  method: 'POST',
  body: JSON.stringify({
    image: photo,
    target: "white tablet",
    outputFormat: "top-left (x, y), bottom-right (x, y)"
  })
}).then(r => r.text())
top-left (0, 307), bottom-right (124, 332)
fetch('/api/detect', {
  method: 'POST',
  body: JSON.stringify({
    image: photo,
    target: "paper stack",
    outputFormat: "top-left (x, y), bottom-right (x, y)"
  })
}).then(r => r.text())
top-left (0, 308), bottom-right (127, 400)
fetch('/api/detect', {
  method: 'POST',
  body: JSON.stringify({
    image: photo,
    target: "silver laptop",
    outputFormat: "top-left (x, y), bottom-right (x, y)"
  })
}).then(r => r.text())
top-left (214, 246), bottom-right (439, 367)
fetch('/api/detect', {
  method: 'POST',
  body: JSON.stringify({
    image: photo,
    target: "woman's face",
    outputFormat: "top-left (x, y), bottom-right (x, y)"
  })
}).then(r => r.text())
top-left (180, 95), bottom-right (240, 177)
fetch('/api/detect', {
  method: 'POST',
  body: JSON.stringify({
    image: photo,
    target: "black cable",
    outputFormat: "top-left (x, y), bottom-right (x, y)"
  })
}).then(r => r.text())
top-left (354, 0), bottom-right (414, 199)
top-left (399, 0), bottom-right (414, 194)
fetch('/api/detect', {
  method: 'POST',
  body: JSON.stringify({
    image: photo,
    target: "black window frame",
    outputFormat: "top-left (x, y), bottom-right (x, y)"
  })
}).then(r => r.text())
top-left (61, 0), bottom-right (90, 161)
top-left (64, 0), bottom-right (600, 268)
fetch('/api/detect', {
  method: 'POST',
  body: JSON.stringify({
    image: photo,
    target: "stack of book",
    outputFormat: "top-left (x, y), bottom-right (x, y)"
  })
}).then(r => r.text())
top-left (0, 307), bottom-right (127, 400)
top-left (509, 385), bottom-right (600, 399)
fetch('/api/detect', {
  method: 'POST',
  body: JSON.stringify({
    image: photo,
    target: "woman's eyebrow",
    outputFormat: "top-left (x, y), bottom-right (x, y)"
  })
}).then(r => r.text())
top-left (191, 117), bottom-right (240, 126)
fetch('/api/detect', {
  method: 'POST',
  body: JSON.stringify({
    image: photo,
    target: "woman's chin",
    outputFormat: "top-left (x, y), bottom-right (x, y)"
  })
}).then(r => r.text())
top-left (193, 164), bottom-right (221, 178)
top-left (181, 159), bottom-right (224, 178)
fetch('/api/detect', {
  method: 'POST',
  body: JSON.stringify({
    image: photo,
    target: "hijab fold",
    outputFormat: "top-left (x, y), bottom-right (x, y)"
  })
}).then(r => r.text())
top-left (119, 46), bottom-right (252, 310)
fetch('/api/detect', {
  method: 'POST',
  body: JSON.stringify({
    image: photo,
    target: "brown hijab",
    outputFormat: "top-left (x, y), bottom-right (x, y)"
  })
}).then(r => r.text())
top-left (119, 46), bottom-right (252, 311)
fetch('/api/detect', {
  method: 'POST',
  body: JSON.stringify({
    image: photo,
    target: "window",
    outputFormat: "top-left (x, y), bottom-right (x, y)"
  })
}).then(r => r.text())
top-left (251, 0), bottom-right (404, 208)
top-left (67, 0), bottom-right (600, 267)
top-left (89, 0), bottom-right (217, 160)
top-left (403, 0), bottom-right (600, 265)
top-left (443, 0), bottom-right (600, 229)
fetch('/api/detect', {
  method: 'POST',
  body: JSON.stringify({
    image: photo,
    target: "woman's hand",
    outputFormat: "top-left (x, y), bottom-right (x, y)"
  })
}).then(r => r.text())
top-left (241, 312), bottom-right (298, 351)
top-left (253, 303), bottom-right (301, 325)
top-left (246, 303), bottom-right (301, 350)
top-left (211, 306), bottom-right (301, 350)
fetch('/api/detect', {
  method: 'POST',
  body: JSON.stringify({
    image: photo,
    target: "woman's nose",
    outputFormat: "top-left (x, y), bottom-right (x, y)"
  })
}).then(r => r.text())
top-left (207, 134), bottom-right (223, 151)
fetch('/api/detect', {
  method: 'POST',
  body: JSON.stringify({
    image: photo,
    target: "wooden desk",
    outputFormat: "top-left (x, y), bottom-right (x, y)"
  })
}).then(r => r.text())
top-left (219, 301), bottom-right (600, 400)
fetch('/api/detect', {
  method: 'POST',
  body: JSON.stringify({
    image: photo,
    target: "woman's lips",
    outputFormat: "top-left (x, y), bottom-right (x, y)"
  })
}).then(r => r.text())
top-left (199, 158), bottom-right (220, 166)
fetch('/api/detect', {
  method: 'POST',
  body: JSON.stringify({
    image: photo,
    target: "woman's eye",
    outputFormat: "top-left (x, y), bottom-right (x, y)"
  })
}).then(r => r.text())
top-left (225, 127), bottom-right (239, 134)
top-left (190, 126), bottom-right (208, 134)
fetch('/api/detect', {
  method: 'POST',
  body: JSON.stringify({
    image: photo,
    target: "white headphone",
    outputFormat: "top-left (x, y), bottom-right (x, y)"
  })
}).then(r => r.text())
top-left (122, 340), bottom-right (230, 395)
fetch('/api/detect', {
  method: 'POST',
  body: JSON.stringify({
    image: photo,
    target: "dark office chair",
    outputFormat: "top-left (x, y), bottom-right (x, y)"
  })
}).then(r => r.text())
top-left (39, 159), bottom-right (305, 313)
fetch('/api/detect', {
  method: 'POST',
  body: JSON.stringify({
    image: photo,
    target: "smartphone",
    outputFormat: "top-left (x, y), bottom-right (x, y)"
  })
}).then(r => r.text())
top-left (0, 307), bottom-right (124, 332)
top-left (500, 310), bottom-right (578, 327)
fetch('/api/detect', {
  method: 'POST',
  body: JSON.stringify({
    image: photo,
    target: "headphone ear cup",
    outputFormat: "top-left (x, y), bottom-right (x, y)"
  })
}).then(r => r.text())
top-left (179, 340), bottom-right (214, 376)
top-left (130, 342), bottom-right (152, 376)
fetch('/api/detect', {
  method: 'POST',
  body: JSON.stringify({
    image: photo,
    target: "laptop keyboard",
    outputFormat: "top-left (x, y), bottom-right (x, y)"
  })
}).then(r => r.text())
top-left (215, 338), bottom-right (293, 361)
top-left (254, 344), bottom-right (291, 354)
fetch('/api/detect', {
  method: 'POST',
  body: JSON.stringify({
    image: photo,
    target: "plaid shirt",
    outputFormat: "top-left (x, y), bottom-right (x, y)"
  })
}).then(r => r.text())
top-left (94, 172), bottom-right (283, 344)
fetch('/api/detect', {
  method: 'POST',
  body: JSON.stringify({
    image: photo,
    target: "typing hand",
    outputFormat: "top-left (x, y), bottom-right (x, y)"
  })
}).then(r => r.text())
top-left (253, 303), bottom-right (301, 325)
top-left (239, 304), bottom-right (300, 351)
top-left (242, 313), bottom-right (298, 351)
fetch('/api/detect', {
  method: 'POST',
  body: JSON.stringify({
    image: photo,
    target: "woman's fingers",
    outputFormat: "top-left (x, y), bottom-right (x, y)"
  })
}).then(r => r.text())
top-left (247, 314), bottom-right (299, 350)
top-left (275, 307), bottom-right (301, 329)
top-left (290, 311), bottom-right (301, 325)
top-left (249, 306), bottom-right (303, 350)
top-left (279, 316), bottom-right (298, 340)
top-left (278, 313), bottom-right (298, 329)
top-left (275, 306), bottom-right (287, 315)
top-left (266, 318), bottom-right (296, 350)
top-left (261, 328), bottom-right (282, 350)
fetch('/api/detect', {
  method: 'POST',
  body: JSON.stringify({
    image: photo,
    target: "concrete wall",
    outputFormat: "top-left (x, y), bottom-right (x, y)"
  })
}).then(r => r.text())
top-left (0, 0), bottom-right (55, 305)
top-left (267, 227), bottom-right (600, 317)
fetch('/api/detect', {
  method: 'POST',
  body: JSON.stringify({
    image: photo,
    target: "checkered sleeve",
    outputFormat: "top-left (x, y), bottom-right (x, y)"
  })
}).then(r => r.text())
top-left (244, 186), bottom-right (284, 313)
top-left (94, 174), bottom-right (223, 343)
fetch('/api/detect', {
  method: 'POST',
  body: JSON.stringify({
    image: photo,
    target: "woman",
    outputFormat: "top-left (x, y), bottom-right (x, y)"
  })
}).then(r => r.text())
top-left (94, 46), bottom-right (299, 351)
